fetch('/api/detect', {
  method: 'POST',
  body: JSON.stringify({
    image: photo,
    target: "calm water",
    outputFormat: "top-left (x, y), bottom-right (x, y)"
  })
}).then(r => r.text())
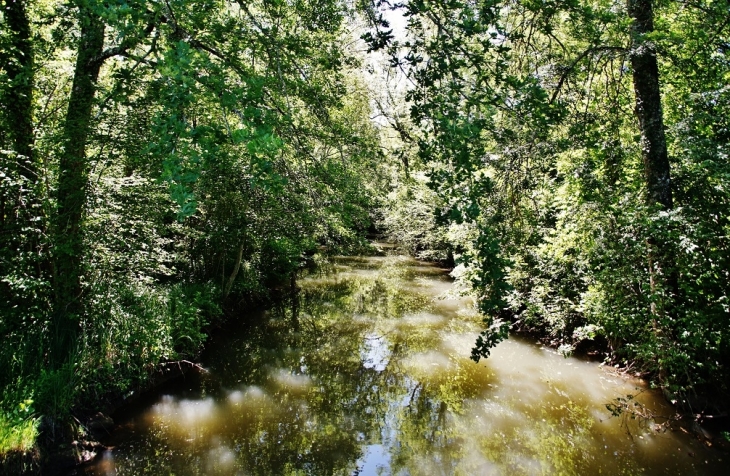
top-left (79, 255), bottom-right (724, 475)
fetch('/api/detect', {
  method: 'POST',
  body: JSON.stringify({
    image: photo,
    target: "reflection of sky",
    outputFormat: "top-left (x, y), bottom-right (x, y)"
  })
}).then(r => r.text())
top-left (354, 444), bottom-right (391, 476)
top-left (362, 334), bottom-right (390, 371)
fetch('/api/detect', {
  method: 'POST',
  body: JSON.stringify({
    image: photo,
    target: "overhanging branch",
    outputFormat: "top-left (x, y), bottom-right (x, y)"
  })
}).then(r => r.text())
top-left (549, 46), bottom-right (627, 105)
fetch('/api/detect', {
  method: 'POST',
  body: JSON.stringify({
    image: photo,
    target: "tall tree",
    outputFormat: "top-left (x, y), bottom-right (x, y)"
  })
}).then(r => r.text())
top-left (52, 4), bottom-right (107, 364)
top-left (627, 0), bottom-right (678, 337)
top-left (51, 0), bottom-right (159, 363)
top-left (0, 0), bottom-right (49, 360)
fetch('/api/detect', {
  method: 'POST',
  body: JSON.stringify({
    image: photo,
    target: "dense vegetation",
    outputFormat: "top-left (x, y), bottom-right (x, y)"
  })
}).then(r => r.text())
top-left (0, 0), bottom-right (386, 464)
top-left (369, 0), bottom-right (730, 403)
top-left (1, 0), bottom-right (728, 468)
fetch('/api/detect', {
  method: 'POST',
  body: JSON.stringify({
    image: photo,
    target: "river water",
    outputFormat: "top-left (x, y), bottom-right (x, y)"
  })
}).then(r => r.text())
top-left (79, 255), bottom-right (724, 475)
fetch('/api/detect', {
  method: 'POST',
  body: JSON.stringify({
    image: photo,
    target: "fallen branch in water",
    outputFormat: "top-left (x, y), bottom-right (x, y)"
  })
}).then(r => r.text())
top-left (158, 360), bottom-right (209, 374)
top-left (605, 391), bottom-right (684, 438)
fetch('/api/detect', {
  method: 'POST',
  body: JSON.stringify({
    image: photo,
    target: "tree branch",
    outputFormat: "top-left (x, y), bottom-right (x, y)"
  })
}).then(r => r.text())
top-left (549, 46), bottom-right (627, 104)
top-left (92, 20), bottom-right (157, 65)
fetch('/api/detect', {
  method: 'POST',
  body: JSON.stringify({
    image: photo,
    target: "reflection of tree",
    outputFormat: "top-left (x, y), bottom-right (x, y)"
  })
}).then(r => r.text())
top-left (91, 257), bottom-right (715, 475)
top-left (95, 258), bottom-right (417, 474)
top-left (385, 354), bottom-right (495, 475)
top-left (475, 398), bottom-right (646, 476)
top-left (93, 256), bottom-right (513, 475)
top-left (389, 384), bottom-right (462, 475)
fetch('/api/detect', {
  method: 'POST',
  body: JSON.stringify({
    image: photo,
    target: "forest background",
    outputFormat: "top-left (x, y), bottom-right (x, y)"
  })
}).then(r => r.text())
top-left (1, 0), bottom-right (729, 468)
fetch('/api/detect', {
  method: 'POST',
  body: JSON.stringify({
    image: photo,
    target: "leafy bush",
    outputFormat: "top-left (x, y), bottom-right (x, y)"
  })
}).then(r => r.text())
top-left (380, 174), bottom-right (452, 262)
top-left (0, 397), bottom-right (37, 455)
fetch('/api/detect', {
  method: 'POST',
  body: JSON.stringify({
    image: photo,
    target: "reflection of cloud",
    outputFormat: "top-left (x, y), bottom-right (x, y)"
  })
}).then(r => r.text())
top-left (226, 385), bottom-right (276, 412)
top-left (151, 395), bottom-right (218, 441)
top-left (227, 389), bottom-right (245, 406)
top-left (206, 444), bottom-right (237, 474)
top-left (270, 368), bottom-right (313, 393)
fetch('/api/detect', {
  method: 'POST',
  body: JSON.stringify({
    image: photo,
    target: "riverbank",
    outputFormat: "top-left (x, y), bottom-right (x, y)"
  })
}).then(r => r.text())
top-left (5, 249), bottom-right (728, 475)
top-left (0, 240), bottom-right (366, 475)
top-left (0, 276), bottom-right (303, 475)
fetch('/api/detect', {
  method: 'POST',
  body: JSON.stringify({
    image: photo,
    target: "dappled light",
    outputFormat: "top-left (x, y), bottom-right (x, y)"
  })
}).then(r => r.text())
top-left (1, 1), bottom-right (728, 471)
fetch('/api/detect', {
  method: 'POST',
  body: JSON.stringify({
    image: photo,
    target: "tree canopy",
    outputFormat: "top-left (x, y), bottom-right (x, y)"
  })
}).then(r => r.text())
top-left (1, 0), bottom-right (386, 452)
top-left (1, 0), bottom-right (729, 465)
top-left (366, 0), bottom-right (730, 400)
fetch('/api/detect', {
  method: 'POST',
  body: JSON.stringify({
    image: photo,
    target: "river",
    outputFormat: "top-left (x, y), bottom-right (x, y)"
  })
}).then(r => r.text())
top-left (77, 255), bottom-right (725, 475)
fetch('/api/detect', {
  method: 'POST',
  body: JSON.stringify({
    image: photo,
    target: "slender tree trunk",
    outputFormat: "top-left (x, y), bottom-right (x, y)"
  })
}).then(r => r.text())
top-left (223, 243), bottom-right (245, 300)
top-left (627, 0), bottom-right (673, 210)
top-left (3, 0), bottom-right (35, 171)
top-left (1, 0), bottom-right (36, 230)
top-left (627, 0), bottom-right (678, 350)
top-left (52, 7), bottom-right (106, 365)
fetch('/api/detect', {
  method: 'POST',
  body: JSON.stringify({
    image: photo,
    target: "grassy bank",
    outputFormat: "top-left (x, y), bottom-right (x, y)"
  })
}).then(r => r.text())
top-left (0, 247), bottom-right (350, 474)
top-left (0, 280), bottom-right (223, 473)
top-left (0, 408), bottom-right (38, 459)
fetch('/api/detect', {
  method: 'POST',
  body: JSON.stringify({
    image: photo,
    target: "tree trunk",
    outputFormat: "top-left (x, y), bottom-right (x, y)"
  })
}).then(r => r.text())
top-left (1, 0), bottom-right (36, 229)
top-left (627, 0), bottom-right (678, 358)
top-left (2, 0), bottom-right (35, 171)
top-left (0, 0), bottom-right (51, 296)
top-left (52, 7), bottom-right (106, 365)
top-left (1, 0), bottom-right (35, 242)
top-left (627, 0), bottom-right (673, 211)
top-left (223, 243), bottom-right (245, 300)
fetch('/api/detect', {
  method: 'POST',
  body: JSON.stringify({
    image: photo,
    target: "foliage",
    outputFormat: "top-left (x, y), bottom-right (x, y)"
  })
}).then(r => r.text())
top-left (0, 399), bottom-right (38, 455)
top-left (0, 0), bottom-right (727, 463)
top-left (367, 0), bottom-right (730, 398)
top-left (0, 0), bottom-right (387, 460)
top-left (380, 173), bottom-right (452, 261)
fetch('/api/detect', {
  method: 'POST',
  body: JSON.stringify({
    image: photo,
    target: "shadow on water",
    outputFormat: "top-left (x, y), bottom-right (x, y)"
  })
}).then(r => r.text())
top-left (76, 256), bottom-right (725, 475)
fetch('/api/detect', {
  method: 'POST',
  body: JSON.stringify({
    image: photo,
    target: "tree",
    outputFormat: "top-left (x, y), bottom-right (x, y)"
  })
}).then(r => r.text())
top-left (1, 2), bottom-right (388, 452)
top-left (1, 0), bottom-right (35, 168)
top-left (627, 0), bottom-right (678, 343)
top-left (628, 0), bottom-right (672, 211)
top-left (52, 3), bottom-right (107, 364)
top-left (368, 0), bottom-right (730, 395)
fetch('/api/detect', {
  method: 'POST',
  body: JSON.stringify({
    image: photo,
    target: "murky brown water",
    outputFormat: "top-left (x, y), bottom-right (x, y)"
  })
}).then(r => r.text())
top-left (79, 255), bottom-right (725, 475)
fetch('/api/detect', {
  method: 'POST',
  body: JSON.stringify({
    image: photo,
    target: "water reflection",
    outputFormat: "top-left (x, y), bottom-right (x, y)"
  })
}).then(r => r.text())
top-left (79, 256), bottom-right (724, 475)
